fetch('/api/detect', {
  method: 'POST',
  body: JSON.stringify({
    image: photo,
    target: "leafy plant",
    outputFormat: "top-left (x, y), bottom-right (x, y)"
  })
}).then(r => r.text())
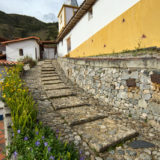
top-left (19, 56), bottom-right (37, 68)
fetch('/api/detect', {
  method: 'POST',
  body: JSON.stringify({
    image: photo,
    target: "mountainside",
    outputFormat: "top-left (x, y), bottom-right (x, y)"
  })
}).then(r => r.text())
top-left (0, 10), bottom-right (58, 40)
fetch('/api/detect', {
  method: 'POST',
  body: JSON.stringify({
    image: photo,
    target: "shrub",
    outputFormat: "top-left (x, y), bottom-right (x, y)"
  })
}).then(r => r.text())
top-left (20, 56), bottom-right (37, 68)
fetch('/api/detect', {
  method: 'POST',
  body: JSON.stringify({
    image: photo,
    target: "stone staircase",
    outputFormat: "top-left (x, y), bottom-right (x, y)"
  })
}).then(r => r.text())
top-left (40, 60), bottom-right (138, 153)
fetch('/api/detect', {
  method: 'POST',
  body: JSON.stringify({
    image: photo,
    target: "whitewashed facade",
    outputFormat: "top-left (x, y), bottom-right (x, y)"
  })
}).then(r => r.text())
top-left (57, 0), bottom-right (140, 57)
top-left (5, 39), bottom-right (40, 62)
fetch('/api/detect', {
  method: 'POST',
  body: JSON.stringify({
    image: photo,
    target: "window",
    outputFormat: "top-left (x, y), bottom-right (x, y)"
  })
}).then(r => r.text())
top-left (19, 49), bottom-right (23, 56)
top-left (88, 7), bottom-right (93, 20)
top-left (35, 48), bottom-right (38, 60)
top-left (67, 37), bottom-right (71, 52)
top-left (60, 15), bottom-right (62, 24)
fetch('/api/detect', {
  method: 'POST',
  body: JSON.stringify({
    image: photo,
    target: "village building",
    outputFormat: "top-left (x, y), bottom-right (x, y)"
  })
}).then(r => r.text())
top-left (1, 37), bottom-right (41, 62)
top-left (56, 0), bottom-right (160, 57)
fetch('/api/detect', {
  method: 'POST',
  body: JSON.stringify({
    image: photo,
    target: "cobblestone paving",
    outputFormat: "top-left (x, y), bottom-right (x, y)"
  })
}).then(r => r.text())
top-left (23, 60), bottom-right (160, 160)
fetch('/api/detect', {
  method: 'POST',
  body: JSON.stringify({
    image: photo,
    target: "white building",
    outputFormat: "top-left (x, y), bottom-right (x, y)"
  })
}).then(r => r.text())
top-left (56, 0), bottom-right (160, 57)
top-left (2, 37), bottom-right (41, 62)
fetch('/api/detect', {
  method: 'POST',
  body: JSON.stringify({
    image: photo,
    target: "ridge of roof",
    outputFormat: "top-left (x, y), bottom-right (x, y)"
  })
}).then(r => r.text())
top-left (57, 0), bottom-right (97, 42)
top-left (1, 36), bottom-right (40, 45)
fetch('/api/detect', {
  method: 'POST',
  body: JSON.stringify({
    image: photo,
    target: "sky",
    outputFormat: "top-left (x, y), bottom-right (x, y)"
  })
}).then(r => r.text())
top-left (0, 0), bottom-right (84, 23)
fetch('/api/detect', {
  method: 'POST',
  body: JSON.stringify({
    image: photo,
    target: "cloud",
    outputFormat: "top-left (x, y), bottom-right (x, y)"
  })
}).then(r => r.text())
top-left (0, 0), bottom-right (84, 23)
top-left (43, 13), bottom-right (57, 23)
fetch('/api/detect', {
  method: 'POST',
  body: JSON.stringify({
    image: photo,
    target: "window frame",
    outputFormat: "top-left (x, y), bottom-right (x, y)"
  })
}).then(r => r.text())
top-left (67, 37), bottom-right (71, 53)
top-left (19, 49), bottom-right (23, 56)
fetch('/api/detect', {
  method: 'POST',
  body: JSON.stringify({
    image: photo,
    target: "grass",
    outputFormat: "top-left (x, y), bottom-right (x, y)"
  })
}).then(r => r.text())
top-left (88, 47), bottom-right (160, 58)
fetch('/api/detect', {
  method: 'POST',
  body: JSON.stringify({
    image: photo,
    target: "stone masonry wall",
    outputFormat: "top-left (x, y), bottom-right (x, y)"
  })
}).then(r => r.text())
top-left (57, 57), bottom-right (160, 123)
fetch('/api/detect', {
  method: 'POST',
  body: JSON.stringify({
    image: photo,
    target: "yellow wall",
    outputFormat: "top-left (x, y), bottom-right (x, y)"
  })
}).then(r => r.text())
top-left (68, 0), bottom-right (160, 57)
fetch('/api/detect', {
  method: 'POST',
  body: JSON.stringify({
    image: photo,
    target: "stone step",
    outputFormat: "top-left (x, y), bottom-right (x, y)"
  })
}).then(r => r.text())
top-left (51, 96), bottom-right (89, 110)
top-left (58, 106), bottom-right (107, 126)
top-left (41, 74), bottom-right (59, 77)
top-left (46, 89), bottom-right (76, 99)
top-left (44, 61), bottom-right (52, 64)
top-left (42, 65), bottom-right (53, 68)
top-left (44, 83), bottom-right (68, 90)
top-left (41, 76), bottom-right (60, 81)
top-left (73, 118), bottom-right (138, 153)
top-left (43, 80), bottom-right (63, 85)
top-left (42, 78), bottom-right (60, 82)
top-left (41, 71), bottom-right (57, 74)
top-left (41, 69), bottom-right (55, 72)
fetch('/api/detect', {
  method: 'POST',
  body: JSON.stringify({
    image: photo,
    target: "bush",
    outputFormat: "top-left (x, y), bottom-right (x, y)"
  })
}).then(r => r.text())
top-left (20, 56), bottom-right (37, 68)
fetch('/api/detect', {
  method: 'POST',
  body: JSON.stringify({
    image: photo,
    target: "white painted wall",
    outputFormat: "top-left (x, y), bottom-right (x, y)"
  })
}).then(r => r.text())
top-left (57, 0), bottom-right (140, 57)
top-left (58, 7), bottom-right (65, 32)
top-left (43, 48), bottom-right (56, 59)
top-left (6, 39), bottom-right (40, 62)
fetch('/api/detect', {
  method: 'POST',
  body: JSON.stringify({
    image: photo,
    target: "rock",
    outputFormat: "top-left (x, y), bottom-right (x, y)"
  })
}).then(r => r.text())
top-left (138, 99), bottom-right (147, 108)
top-left (149, 102), bottom-right (160, 115)
top-left (128, 140), bottom-right (155, 149)
top-left (23, 64), bottom-right (30, 71)
top-left (130, 72), bottom-right (139, 79)
top-left (109, 150), bottom-right (115, 155)
top-left (82, 142), bottom-right (88, 147)
top-left (144, 149), bottom-right (152, 155)
top-left (143, 94), bottom-right (151, 100)
top-left (124, 156), bottom-right (133, 160)
top-left (139, 153), bottom-right (152, 160)
top-left (85, 151), bottom-right (90, 156)
top-left (108, 129), bottom-right (117, 135)
top-left (121, 73), bottom-right (129, 80)
top-left (105, 158), bottom-right (114, 160)
top-left (117, 92), bottom-right (127, 99)
top-left (75, 135), bottom-right (81, 141)
top-left (148, 133), bottom-right (155, 137)
top-left (141, 113), bottom-right (148, 119)
top-left (126, 150), bottom-right (137, 156)
top-left (117, 150), bottom-right (125, 155)
top-left (74, 140), bottom-right (79, 146)
top-left (95, 157), bottom-right (103, 160)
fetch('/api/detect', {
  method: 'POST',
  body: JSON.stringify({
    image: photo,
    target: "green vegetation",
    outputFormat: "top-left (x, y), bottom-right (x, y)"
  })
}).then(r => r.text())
top-left (0, 10), bottom-right (58, 40)
top-left (19, 56), bottom-right (37, 68)
top-left (89, 47), bottom-right (160, 58)
top-left (1, 64), bottom-right (81, 160)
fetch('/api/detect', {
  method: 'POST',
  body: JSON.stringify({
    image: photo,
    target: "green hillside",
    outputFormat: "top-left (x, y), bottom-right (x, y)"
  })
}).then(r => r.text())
top-left (0, 10), bottom-right (58, 40)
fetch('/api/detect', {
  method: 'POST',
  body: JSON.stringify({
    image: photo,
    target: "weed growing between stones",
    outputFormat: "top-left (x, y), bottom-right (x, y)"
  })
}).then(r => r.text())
top-left (1, 64), bottom-right (80, 160)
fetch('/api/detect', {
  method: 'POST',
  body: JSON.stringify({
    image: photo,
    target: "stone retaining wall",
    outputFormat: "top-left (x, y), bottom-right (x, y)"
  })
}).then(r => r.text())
top-left (57, 57), bottom-right (160, 123)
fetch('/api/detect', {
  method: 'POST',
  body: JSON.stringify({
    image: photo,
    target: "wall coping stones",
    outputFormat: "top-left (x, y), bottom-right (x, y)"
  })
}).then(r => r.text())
top-left (58, 57), bottom-right (160, 69)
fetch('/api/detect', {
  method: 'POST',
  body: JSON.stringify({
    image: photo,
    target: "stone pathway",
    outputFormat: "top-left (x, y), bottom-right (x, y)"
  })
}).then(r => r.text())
top-left (23, 60), bottom-right (160, 160)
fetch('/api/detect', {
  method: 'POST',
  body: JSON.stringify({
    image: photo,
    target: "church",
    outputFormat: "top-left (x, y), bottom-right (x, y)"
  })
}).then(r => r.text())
top-left (56, 0), bottom-right (160, 57)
